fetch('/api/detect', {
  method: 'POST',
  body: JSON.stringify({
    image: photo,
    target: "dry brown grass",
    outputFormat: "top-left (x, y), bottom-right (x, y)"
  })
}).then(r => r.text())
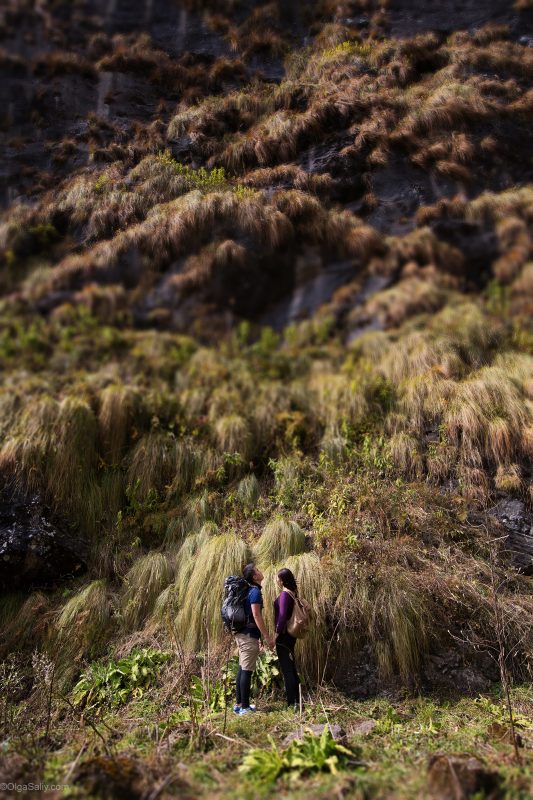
top-left (445, 363), bottom-right (531, 470)
top-left (33, 51), bottom-right (96, 79)
top-left (0, 592), bottom-right (52, 656)
top-left (126, 432), bottom-right (178, 503)
top-left (494, 463), bottom-right (522, 493)
top-left (389, 431), bottom-right (424, 480)
top-left (98, 385), bottom-right (142, 465)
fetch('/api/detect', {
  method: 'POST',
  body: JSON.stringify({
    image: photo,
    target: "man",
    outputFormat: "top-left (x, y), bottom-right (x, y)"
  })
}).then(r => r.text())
top-left (233, 562), bottom-right (275, 715)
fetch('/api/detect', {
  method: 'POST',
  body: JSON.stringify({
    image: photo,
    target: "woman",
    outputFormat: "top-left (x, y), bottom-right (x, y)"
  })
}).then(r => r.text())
top-left (274, 567), bottom-right (301, 710)
top-left (234, 563), bottom-right (275, 716)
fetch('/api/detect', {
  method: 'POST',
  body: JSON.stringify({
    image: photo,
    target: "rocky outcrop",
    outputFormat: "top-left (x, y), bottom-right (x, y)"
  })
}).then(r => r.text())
top-left (0, 483), bottom-right (87, 592)
top-left (332, 641), bottom-right (500, 698)
top-left (490, 498), bottom-right (533, 576)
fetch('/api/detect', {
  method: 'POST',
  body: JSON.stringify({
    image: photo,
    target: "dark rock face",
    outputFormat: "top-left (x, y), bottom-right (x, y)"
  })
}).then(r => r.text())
top-left (0, 0), bottom-right (227, 208)
top-left (2, 0), bottom-right (533, 331)
top-left (388, 0), bottom-right (533, 39)
top-left (0, 483), bottom-right (86, 592)
top-left (331, 641), bottom-right (499, 698)
top-left (423, 649), bottom-right (497, 695)
top-left (490, 497), bottom-right (533, 575)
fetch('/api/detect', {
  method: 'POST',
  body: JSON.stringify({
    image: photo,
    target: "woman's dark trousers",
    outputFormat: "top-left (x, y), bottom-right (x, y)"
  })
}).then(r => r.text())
top-left (276, 632), bottom-right (300, 706)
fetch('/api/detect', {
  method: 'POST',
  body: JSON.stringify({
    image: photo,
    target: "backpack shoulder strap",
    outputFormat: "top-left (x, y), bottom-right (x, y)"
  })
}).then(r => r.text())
top-left (282, 588), bottom-right (296, 600)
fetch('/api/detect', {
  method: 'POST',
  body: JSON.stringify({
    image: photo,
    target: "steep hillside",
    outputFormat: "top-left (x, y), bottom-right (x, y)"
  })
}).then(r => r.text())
top-left (0, 1), bottom-right (532, 798)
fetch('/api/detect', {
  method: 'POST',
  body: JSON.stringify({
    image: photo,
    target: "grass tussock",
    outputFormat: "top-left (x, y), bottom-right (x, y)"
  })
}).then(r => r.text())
top-left (53, 580), bottom-right (113, 671)
top-left (214, 414), bottom-right (253, 461)
top-left (253, 518), bottom-right (307, 567)
top-left (0, 396), bottom-right (101, 534)
top-left (444, 364), bottom-right (531, 469)
top-left (97, 385), bottom-right (142, 465)
top-left (120, 552), bottom-right (174, 631)
top-left (126, 432), bottom-right (178, 504)
top-left (165, 437), bottom-right (206, 501)
top-left (175, 533), bottom-right (251, 649)
top-left (235, 473), bottom-right (260, 511)
top-left (0, 592), bottom-right (51, 655)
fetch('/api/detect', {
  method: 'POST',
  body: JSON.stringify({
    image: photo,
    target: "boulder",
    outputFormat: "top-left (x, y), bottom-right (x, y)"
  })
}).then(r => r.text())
top-left (427, 753), bottom-right (502, 800)
top-left (487, 722), bottom-right (523, 748)
top-left (350, 719), bottom-right (377, 737)
top-left (0, 483), bottom-right (86, 592)
top-left (71, 755), bottom-right (147, 800)
top-left (283, 724), bottom-right (347, 746)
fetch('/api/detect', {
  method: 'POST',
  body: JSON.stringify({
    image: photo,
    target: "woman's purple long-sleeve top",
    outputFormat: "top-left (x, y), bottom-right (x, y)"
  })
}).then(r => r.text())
top-left (274, 591), bottom-right (294, 635)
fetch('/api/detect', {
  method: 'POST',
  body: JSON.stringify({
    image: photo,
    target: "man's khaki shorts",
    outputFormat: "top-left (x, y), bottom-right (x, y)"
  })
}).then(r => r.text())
top-left (235, 632), bottom-right (260, 671)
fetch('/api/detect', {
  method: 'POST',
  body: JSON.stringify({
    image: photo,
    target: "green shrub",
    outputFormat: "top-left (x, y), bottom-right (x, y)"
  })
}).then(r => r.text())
top-left (156, 150), bottom-right (228, 192)
top-left (71, 647), bottom-right (171, 712)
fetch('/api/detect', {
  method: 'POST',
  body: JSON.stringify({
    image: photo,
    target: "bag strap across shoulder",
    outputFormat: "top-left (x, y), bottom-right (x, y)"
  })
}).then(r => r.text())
top-left (282, 588), bottom-right (296, 600)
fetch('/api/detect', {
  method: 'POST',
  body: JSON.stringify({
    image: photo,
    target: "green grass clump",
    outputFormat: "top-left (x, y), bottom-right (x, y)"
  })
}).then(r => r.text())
top-left (97, 384), bottom-right (142, 465)
top-left (126, 431), bottom-right (178, 505)
top-left (319, 40), bottom-right (372, 64)
top-left (150, 524), bottom-right (219, 629)
top-left (234, 472), bottom-right (260, 512)
top-left (0, 395), bottom-right (101, 534)
top-left (214, 413), bottom-right (253, 461)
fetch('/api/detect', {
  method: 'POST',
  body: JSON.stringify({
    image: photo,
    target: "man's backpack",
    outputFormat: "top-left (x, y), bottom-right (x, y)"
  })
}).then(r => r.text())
top-left (283, 588), bottom-right (312, 639)
top-left (221, 576), bottom-right (250, 633)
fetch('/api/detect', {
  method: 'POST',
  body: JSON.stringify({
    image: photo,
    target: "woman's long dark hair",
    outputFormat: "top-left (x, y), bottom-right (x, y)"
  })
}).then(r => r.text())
top-left (243, 563), bottom-right (260, 587)
top-left (278, 568), bottom-right (298, 596)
